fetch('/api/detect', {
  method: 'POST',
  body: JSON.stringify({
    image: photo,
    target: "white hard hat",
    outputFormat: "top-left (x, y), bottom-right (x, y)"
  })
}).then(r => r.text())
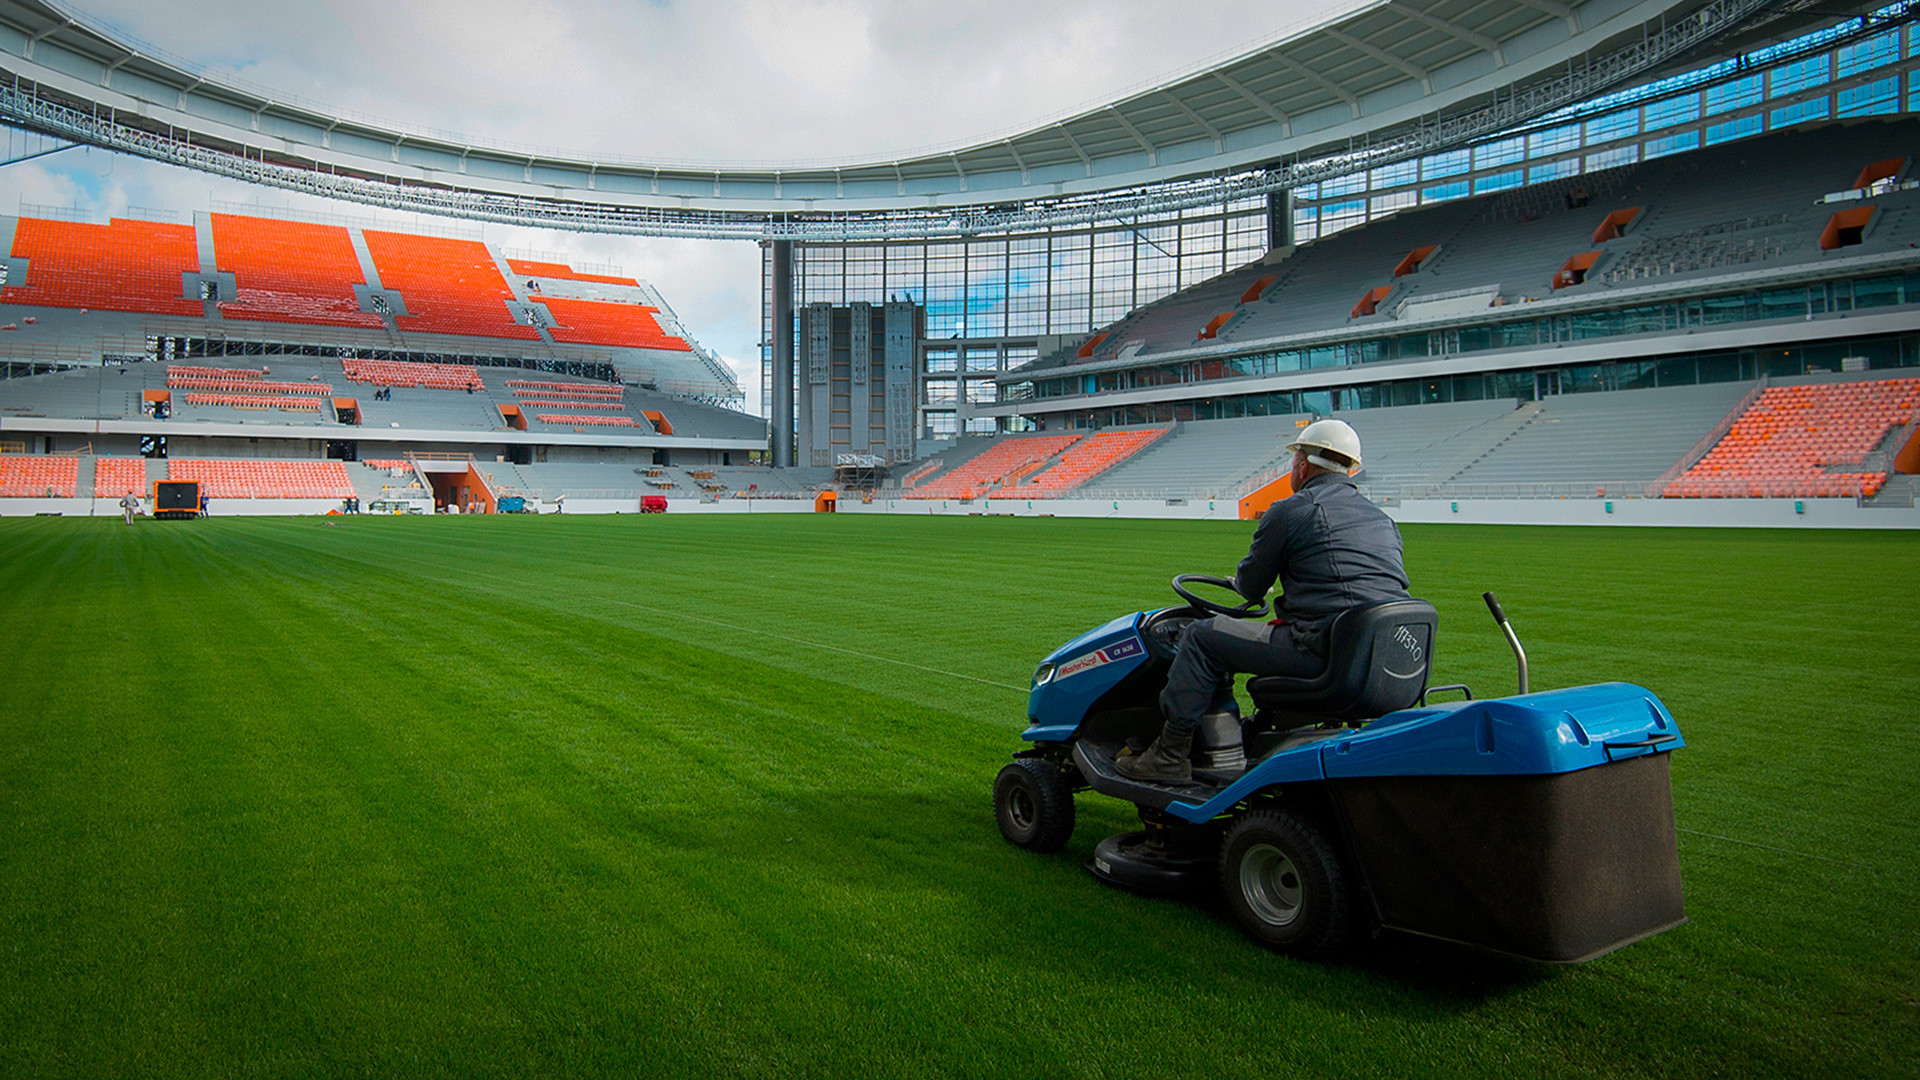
top-left (1285, 418), bottom-right (1363, 472)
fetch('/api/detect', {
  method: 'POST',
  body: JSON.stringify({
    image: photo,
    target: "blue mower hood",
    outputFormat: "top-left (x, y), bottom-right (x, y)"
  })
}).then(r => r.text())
top-left (1023, 612), bottom-right (1152, 742)
top-left (1159, 681), bottom-right (1684, 823)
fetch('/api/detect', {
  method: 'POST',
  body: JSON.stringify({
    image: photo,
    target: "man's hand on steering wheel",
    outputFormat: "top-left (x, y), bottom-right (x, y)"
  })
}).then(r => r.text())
top-left (1171, 574), bottom-right (1270, 619)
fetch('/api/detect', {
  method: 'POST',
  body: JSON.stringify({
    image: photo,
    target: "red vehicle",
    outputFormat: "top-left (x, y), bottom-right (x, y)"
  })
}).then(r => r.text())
top-left (640, 495), bottom-right (668, 513)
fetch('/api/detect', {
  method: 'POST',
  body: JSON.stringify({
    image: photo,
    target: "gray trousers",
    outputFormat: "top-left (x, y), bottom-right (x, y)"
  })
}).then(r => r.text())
top-left (1159, 615), bottom-right (1324, 736)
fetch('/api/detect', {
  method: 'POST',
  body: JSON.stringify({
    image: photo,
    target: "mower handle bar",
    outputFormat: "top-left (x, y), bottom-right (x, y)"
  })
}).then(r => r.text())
top-left (1484, 591), bottom-right (1529, 696)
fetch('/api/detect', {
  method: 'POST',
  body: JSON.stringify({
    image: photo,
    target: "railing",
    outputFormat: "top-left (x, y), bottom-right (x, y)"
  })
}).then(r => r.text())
top-left (1401, 481), bottom-right (1660, 500)
top-left (1644, 378), bottom-right (1767, 496)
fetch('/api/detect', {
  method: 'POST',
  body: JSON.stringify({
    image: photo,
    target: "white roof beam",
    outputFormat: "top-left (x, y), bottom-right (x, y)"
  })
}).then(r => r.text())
top-left (1056, 124), bottom-right (1093, 178)
top-left (23, 18), bottom-right (71, 62)
top-left (1004, 140), bottom-right (1030, 185)
top-left (100, 50), bottom-right (135, 88)
top-left (1104, 107), bottom-right (1159, 167)
top-left (1388, 3), bottom-right (1506, 64)
top-left (1160, 91), bottom-right (1224, 153)
top-left (1326, 28), bottom-right (1431, 94)
top-left (1513, 0), bottom-right (1580, 33)
top-left (1211, 69), bottom-right (1292, 136)
top-left (1269, 52), bottom-right (1360, 119)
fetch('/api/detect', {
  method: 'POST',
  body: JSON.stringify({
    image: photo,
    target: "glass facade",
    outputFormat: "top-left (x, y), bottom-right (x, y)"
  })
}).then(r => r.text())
top-left (1020, 272), bottom-right (1920, 402)
top-left (1040, 333), bottom-right (1919, 430)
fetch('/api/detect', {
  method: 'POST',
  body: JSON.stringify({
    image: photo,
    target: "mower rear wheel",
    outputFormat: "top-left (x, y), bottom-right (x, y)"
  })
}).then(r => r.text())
top-left (994, 759), bottom-right (1075, 853)
top-left (1218, 809), bottom-right (1353, 958)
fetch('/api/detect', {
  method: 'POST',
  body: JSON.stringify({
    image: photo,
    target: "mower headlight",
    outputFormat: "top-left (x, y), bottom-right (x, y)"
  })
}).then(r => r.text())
top-left (1032, 662), bottom-right (1056, 688)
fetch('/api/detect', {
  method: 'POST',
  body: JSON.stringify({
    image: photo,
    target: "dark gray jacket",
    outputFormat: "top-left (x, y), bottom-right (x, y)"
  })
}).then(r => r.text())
top-left (1233, 472), bottom-right (1410, 651)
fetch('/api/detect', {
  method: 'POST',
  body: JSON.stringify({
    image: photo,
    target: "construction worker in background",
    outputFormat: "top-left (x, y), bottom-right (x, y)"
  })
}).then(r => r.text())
top-left (119, 490), bottom-right (140, 525)
top-left (1117, 418), bottom-right (1410, 784)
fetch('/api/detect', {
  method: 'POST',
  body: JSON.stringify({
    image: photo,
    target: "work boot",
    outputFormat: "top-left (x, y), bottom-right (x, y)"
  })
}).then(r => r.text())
top-left (1114, 730), bottom-right (1192, 784)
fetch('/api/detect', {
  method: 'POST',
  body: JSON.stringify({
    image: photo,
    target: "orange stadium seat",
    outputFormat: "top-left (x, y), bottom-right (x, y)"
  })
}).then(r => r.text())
top-left (532, 413), bottom-right (641, 427)
top-left (1663, 378), bottom-right (1918, 499)
top-left (999, 428), bottom-right (1169, 498)
top-left (2, 217), bottom-right (202, 316)
top-left (93, 457), bottom-right (148, 498)
top-left (909, 434), bottom-right (1084, 499)
top-left (363, 232), bottom-right (539, 341)
top-left (506, 259), bottom-right (641, 287)
top-left (211, 214), bottom-right (385, 328)
top-left (166, 460), bottom-right (354, 499)
top-left (0, 455), bottom-right (78, 497)
top-left (533, 296), bottom-right (692, 351)
top-left (341, 358), bottom-right (484, 390)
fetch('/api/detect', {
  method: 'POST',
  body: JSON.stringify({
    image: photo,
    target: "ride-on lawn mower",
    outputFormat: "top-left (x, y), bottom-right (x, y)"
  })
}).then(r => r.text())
top-left (993, 577), bottom-right (1687, 962)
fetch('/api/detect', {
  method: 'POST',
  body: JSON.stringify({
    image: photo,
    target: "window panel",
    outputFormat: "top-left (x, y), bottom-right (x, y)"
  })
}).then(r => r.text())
top-left (1705, 74), bottom-right (1764, 114)
top-left (1706, 113), bottom-right (1763, 144)
top-left (1642, 94), bottom-right (1701, 131)
top-left (1769, 56), bottom-right (1830, 97)
top-left (1644, 130), bottom-right (1699, 159)
top-left (1837, 76), bottom-right (1899, 117)
top-left (1771, 97), bottom-right (1829, 128)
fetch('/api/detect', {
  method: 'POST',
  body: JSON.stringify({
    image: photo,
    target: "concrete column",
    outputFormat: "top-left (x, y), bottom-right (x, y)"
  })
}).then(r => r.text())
top-left (1267, 188), bottom-right (1294, 251)
top-left (770, 239), bottom-right (795, 467)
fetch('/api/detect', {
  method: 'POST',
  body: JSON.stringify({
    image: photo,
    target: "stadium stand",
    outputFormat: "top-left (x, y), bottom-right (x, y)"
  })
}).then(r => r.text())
top-left (1042, 123), bottom-right (1920, 372)
top-left (908, 434), bottom-right (1082, 499)
top-left (0, 455), bottom-right (77, 497)
top-left (507, 259), bottom-right (640, 287)
top-left (93, 456), bottom-right (148, 498)
top-left (362, 231), bottom-right (540, 340)
top-left (534, 297), bottom-right (692, 351)
top-left (1435, 382), bottom-right (1756, 496)
top-left (1665, 379), bottom-right (1919, 498)
top-left (343, 359), bottom-right (483, 390)
top-left (999, 428), bottom-right (1168, 497)
top-left (1074, 415), bottom-right (1312, 499)
top-left (166, 459), bottom-right (354, 499)
top-left (2, 218), bottom-right (202, 317)
top-left (210, 214), bottom-right (385, 328)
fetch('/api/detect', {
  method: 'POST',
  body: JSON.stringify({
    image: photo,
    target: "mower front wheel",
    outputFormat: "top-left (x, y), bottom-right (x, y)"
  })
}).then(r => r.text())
top-left (994, 759), bottom-right (1076, 853)
top-left (1218, 809), bottom-right (1354, 958)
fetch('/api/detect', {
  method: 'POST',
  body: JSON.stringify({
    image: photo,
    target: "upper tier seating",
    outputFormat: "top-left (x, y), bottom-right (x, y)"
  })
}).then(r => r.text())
top-left (342, 359), bottom-right (483, 390)
top-left (167, 367), bottom-right (331, 394)
top-left (167, 365), bottom-right (263, 381)
top-left (1039, 120), bottom-right (1920, 373)
top-left (167, 459), bottom-right (354, 499)
top-left (182, 393), bottom-right (322, 411)
top-left (999, 428), bottom-right (1168, 497)
top-left (1, 218), bottom-right (202, 316)
top-left (909, 434), bottom-right (1083, 499)
top-left (363, 232), bottom-right (539, 341)
top-left (534, 297), bottom-right (692, 351)
top-left (533, 413), bottom-right (641, 427)
top-left (94, 457), bottom-right (147, 498)
top-left (506, 379), bottom-right (622, 396)
top-left (507, 259), bottom-right (640, 287)
top-left (211, 214), bottom-right (384, 328)
top-left (0, 455), bottom-right (77, 497)
top-left (1665, 378), bottom-right (1919, 498)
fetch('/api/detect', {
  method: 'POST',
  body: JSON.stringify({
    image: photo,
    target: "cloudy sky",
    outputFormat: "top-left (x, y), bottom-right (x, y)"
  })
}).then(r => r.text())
top-left (2, 0), bottom-right (1352, 413)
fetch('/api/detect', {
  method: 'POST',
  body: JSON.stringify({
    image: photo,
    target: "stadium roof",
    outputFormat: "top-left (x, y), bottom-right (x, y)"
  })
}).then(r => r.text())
top-left (0, 0), bottom-right (1876, 240)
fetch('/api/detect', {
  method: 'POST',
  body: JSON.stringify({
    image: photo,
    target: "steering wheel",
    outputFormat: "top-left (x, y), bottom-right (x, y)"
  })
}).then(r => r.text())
top-left (1171, 574), bottom-right (1269, 619)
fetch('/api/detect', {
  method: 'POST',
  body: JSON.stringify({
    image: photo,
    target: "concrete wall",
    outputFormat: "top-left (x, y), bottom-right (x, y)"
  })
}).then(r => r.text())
top-left (6, 494), bottom-right (1914, 528)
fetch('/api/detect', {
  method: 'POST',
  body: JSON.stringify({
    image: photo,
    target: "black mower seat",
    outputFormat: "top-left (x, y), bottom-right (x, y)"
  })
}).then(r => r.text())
top-left (1246, 598), bottom-right (1437, 723)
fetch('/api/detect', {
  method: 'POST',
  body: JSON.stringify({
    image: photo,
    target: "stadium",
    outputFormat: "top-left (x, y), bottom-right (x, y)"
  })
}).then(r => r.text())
top-left (0, 0), bottom-right (1913, 1076)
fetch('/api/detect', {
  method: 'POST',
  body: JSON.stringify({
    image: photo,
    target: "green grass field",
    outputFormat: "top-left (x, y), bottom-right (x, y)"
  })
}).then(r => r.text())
top-left (0, 515), bottom-right (1913, 1078)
